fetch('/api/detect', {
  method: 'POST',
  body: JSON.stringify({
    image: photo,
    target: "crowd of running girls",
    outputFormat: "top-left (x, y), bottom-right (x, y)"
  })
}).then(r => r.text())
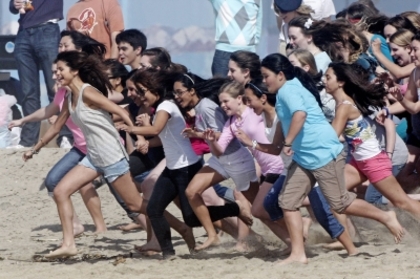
top-left (9, 0), bottom-right (420, 265)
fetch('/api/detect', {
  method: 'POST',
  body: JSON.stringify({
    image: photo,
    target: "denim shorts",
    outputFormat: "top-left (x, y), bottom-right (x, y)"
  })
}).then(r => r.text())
top-left (79, 157), bottom-right (129, 183)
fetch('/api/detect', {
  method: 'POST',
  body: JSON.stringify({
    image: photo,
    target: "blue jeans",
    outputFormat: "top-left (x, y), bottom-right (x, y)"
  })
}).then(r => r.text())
top-left (45, 147), bottom-right (85, 195)
top-left (365, 164), bottom-right (405, 205)
top-left (211, 49), bottom-right (231, 77)
top-left (264, 175), bottom-right (344, 239)
top-left (14, 23), bottom-right (60, 146)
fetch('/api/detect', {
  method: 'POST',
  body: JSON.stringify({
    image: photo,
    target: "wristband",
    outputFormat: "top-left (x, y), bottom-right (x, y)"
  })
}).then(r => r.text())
top-left (251, 140), bottom-right (257, 151)
top-left (384, 107), bottom-right (389, 118)
top-left (283, 141), bottom-right (292, 147)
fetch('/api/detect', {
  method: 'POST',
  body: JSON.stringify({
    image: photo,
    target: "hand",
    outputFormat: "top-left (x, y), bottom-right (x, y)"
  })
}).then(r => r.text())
top-left (48, 115), bottom-right (58, 125)
top-left (203, 128), bottom-right (216, 142)
top-left (118, 124), bottom-right (134, 133)
top-left (14, 0), bottom-right (24, 10)
top-left (136, 113), bottom-right (151, 126)
top-left (283, 145), bottom-right (293, 156)
top-left (234, 129), bottom-right (252, 147)
top-left (22, 150), bottom-right (33, 162)
top-left (135, 139), bottom-right (149, 154)
top-left (371, 38), bottom-right (382, 54)
top-left (389, 86), bottom-right (403, 102)
top-left (181, 127), bottom-right (197, 138)
top-left (375, 109), bottom-right (387, 125)
top-left (8, 119), bottom-right (23, 130)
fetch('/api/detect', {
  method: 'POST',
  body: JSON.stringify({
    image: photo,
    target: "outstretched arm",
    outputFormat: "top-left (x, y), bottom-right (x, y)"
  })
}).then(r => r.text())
top-left (23, 100), bottom-right (70, 161)
top-left (9, 103), bottom-right (60, 129)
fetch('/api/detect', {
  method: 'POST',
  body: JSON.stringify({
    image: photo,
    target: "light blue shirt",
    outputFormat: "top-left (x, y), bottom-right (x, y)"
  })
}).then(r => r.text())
top-left (210, 0), bottom-right (262, 52)
top-left (314, 51), bottom-right (331, 75)
top-left (275, 78), bottom-right (343, 170)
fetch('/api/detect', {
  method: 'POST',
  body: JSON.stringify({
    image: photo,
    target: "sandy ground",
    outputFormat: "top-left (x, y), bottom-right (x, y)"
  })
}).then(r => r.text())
top-left (1, 148), bottom-right (420, 279)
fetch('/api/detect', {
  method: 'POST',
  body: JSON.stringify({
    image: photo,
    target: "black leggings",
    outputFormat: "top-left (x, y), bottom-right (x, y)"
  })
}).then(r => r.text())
top-left (147, 160), bottom-right (240, 256)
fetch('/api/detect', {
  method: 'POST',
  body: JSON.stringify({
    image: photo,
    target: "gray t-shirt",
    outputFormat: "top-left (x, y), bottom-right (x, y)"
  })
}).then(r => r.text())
top-left (367, 111), bottom-right (408, 166)
top-left (195, 98), bottom-right (241, 155)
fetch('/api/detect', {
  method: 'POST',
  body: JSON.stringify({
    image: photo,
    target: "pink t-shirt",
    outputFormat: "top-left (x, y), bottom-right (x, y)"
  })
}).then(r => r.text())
top-left (218, 107), bottom-right (284, 175)
top-left (53, 88), bottom-right (87, 154)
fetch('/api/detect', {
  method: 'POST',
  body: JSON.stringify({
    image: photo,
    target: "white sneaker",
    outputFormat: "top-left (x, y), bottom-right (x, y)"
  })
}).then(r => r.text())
top-left (60, 136), bottom-right (72, 149)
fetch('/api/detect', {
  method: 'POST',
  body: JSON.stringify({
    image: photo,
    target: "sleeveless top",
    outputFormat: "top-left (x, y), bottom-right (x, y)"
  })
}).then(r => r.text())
top-left (340, 101), bottom-right (381, 161)
top-left (68, 84), bottom-right (128, 167)
top-left (411, 68), bottom-right (420, 140)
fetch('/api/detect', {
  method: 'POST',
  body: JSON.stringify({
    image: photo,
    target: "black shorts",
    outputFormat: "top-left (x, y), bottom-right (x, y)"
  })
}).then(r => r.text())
top-left (260, 173), bottom-right (280, 184)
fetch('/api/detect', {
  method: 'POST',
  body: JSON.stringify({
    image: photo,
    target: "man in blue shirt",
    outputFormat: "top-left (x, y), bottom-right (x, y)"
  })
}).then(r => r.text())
top-left (209, 0), bottom-right (262, 77)
top-left (9, 0), bottom-right (63, 147)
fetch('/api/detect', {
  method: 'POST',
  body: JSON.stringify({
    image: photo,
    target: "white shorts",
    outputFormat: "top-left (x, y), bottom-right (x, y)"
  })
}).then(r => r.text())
top-left (206, 147), bottom-right (258, 191)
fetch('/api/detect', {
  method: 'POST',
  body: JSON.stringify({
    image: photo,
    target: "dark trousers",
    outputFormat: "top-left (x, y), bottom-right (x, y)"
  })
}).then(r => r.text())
top-left (14, 23), bottom-right (60, 146)
top-left (147, 160), bottom-right (239, 256)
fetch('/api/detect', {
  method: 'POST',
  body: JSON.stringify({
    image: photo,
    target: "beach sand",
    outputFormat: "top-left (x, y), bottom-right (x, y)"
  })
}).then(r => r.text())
top-left (1, 148), bottom-right (420, 279)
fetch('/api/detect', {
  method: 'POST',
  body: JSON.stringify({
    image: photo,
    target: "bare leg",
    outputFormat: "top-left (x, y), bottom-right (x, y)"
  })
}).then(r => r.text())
top-left (185, 166), bottom-right (225, 250)
top-left (78, 183), bottom-right (107, 233)
top-left (235, 184), bottom-right (258, 252)
top-left (46, 165), bottom-right (100, 258)
top-left (51, 196), bottom-right (84, 237)
top-left (276, 209), bottom-right (308, 266)
top-left (374, 176), bottom-right (420, 218)
top-left (344, 164), bottom-right (404, 243)
top-left (396, 145), bottom-right (420, 192)
top-left (251, 181), bottom-right (291, 245)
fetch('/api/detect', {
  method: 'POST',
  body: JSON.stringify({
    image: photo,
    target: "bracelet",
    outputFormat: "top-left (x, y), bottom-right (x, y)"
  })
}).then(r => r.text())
top-left (384, 107), bottom-right (389, 117)
top-left (283, 141), bottom-right (292, 147)
top-left (251, 140), bottom-right (257, 151)
top-left (397, 95), bottom-right (404, 102)
top-left (386, 151), bottom-right (393, 157)
top-left (31, 148), bottom-right (39, 154)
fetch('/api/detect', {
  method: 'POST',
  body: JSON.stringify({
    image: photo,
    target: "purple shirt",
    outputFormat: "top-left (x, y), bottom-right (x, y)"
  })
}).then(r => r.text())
top-left (218, 107), bottom-right (284, 175)
top-left (9, 0), bottom-right (63, 29)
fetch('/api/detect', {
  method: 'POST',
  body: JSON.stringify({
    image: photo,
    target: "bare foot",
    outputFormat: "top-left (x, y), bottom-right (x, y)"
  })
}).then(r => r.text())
top-left (134, 242), bottom-right (161, 256)
top-left (118, 222), bottom-right (143, 232)
top-left (234, 240), bottom-right (251, 253)
top-left (45, 246), bottom-right (78, 259)
top-left (234, 196), bottom-right (253, 227)
top-left (195, 235), bottom-right (221, 251)
top-left (179, 226), bottom-right (196, 253)
top-left (73, 224), bottom-right (84, 238)
top-left (278, 246), bottom-right (291, 256)
top-left (302, 217), bottom-right (312, 241)
top-left (383, 211), bottom-right (404, 243)
top-left (275, 254), bottom-right (308, 266)
top-left (323, 241), bottom-right (345, 250)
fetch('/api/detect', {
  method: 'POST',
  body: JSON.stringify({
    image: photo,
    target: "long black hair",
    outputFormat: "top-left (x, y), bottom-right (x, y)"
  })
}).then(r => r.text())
top-left (55, 51), bottom-right (112, 97)
top-left (245, 80), bottom-right (276, 107)
top-left (130, 68), bottom-right (173, 109)
top-left (261, 53), bottom-right (323, 109)
top-left (60, 30), bottom-right (106, 58)
top-left (329, 62), bottom-right (386, 116)
top-left (104, 59), bottom-right (129, 87)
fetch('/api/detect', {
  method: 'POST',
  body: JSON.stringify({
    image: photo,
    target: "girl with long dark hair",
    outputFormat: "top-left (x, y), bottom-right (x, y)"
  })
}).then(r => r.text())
top-left (260, 53), bottom-right (404, 266)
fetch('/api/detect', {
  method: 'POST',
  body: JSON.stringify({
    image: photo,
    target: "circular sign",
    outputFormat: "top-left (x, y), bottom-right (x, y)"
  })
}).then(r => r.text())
top-left (5, 41), bottom-right (15, 54)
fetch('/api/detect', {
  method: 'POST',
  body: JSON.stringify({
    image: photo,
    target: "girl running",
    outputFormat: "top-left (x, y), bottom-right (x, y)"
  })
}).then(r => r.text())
top-left (260, 53), bottom-right (404, 265)
top-left (120, 68), bottom-right (252, 258)
top-left (324, 62), bottom-right (420, 218)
